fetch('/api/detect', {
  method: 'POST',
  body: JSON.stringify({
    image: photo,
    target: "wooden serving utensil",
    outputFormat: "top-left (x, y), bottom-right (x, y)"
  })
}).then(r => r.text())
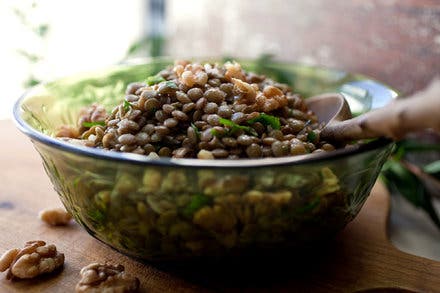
top-left (306, 78), bottom-right (440, 142)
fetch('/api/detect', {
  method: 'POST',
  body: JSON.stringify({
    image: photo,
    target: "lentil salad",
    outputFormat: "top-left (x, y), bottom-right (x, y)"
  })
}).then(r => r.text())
top-left (56, 60), bottom-right (337, 159)
top-left (44, 61), bottom-right (365, 260)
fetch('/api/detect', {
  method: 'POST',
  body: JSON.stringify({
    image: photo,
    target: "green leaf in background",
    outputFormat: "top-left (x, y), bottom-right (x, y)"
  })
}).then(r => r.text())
top-left (424, 160), bottom-right (440, 178)
top-left (34, 24), bottom-right (49, 37)
top-left (394, 140), bottom-right (440, 160)
top-left (382, 160), bottom-right (440, 229)
top-left (16, 49), bottom-right (41, 63)
top-left (254, 53), bottom-right (292, 85)
top-left (24, 76), bottom-right (41, 88)
top-left (126, 35), bottom-right (165, 58)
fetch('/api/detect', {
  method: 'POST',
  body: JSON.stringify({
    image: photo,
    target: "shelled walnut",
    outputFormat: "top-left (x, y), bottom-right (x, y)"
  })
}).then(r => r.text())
top-left (39, 208), bottom-right (72, 226)
top-left (0, 240), bottom-right (64, 280)
top-left (75, 263), bottom-right (140, 293)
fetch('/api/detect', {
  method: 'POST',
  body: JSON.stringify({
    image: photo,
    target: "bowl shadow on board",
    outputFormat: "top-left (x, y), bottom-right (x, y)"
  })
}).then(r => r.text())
top-left (138, 239), bottom-right (344, 290)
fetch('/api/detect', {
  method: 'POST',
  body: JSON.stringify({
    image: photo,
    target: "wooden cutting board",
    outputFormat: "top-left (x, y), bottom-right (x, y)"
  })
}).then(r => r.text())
top-left (0, 119), bottom-right (439, 292)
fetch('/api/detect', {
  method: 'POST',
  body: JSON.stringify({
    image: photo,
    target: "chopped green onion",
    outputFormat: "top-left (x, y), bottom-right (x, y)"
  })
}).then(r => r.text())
top-left (82, 121), bottom-right (105, 128)
top-left (191, 123), bottom-right (201, 139)
top-left (210, 128), bottom-right (224, 137)
top-left (145, 75), bottom-right (165, 86)
top-left (307, 131), bottom-right (317, 142)
top-left (164, 80), bottom-right (178, 89)
top-left (123, 100), bottom-right (132, 112)
top-left (219, 118), bottom-right (258, 136)
top-left (247, 113), bottom-right (281, 130)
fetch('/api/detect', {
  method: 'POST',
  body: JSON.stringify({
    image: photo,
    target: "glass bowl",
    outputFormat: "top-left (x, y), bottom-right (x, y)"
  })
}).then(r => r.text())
top-left (13, 58), bottom-right (396, 261)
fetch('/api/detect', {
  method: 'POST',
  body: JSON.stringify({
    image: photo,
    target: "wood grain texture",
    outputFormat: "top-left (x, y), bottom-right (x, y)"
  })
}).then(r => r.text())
top-left (0, 119), bottom-right (439, 292)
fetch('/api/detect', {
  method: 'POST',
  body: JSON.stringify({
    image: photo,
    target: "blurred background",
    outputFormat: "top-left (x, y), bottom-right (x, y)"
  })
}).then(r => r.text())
top-left (1, 0), bottom-right (439, 258)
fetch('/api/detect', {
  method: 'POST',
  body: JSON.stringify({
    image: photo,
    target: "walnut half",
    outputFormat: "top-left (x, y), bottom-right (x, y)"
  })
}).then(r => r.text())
top-left (75, 263), bottom-right (140, 293)
top-left (0, 240), bottom-right (64, 280)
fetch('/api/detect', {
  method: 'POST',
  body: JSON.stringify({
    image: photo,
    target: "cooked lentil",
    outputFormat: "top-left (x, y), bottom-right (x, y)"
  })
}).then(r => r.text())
top-left (57, 61), bottom-right (336, 158)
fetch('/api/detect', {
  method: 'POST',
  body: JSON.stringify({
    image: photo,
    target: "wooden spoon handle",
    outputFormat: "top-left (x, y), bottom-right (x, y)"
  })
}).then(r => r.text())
top-left (322, 78), bottom-right (440, 142)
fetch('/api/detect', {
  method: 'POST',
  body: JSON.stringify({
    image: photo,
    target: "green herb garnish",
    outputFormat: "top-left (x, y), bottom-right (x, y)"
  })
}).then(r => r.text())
top-left (82, 121), bottom-right (105, 128)
top-left (123, 100), bottom-right (132, 112)
top-left (219, 118), bottom-right (258, 136)
top-left (247, 113), bottom-right (280, 130)
top-left (210, 128), bottom-right (224, 137)
top-left (145, 75), bottom-right (165, 86)
top-left (182, 194), bottom-right (212, 218)
top-left (191, 123), bottom-right (201, 139)
top-left (164, 80), bottom-right (178, 89)
top-left (307, 131), bottom-right (317, 142)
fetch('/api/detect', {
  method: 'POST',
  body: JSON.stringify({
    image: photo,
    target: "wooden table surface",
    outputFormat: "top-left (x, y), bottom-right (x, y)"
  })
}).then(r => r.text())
top-left (1, 119), bottom-right (439, 292)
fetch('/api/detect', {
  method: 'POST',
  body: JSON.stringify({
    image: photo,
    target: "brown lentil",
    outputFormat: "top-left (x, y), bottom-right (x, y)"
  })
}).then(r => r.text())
top-left (195, 97), bottom-right (207, 110)
top-left (246, 143), bottom-right (262, 158)
top-left (203, 102), bottom-right (219, 114)
top-left (176, 91), bottom-right (191, 104)
top-left (272, 141), bottom-right (290, 157)
top-left (144, 98), bottom-right (160, 113)
top-left (172, 110), bottom-right (189, 121)
top-left (182, 102), bottom-right (196, 113)
top-left (204, 88), bottom-right (226, 104)
top-left (187, 88), bottom-right (204, 101)
top-left (206, 114), bottom-right (221, 126)
top-left (162, 104), bottom-right (175, 114)
top-left (217, 105), bottom-right (233, 118)
top-left (118, 134), bottom-right (136, 145)
top-left (164, 118), bottom-right (178, 128)
top-left (155, 126), bottom-right (170, 136)
top-left (211, 148), bottom-right (229, 158)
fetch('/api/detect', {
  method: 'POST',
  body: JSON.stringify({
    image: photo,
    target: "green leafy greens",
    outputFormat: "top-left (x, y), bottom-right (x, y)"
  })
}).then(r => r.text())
top-left (381, 139), bottom-right (440, 230)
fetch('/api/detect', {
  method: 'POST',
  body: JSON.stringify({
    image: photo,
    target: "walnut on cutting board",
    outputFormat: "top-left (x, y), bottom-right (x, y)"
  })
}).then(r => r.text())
top-left (75, 263), bottom-right (140, 293)
top-left (39, 208), bottom-right (72, 226)
top-left (0, 240), bottom-right (64, 280)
